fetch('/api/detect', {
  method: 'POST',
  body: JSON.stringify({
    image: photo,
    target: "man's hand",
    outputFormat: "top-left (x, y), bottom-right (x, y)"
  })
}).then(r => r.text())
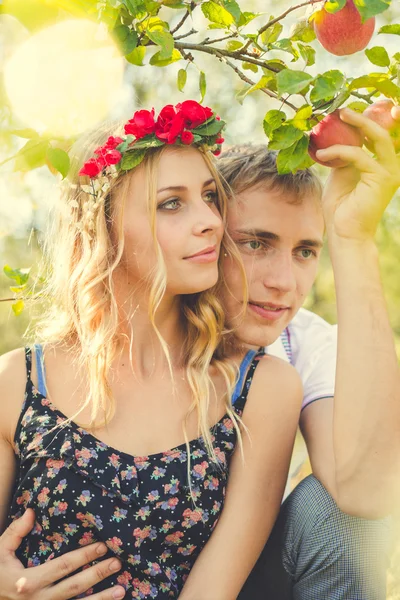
top-left (314, 107), bottom-right (400, 242)
top-left (0, 509), bottom-right (125, 600)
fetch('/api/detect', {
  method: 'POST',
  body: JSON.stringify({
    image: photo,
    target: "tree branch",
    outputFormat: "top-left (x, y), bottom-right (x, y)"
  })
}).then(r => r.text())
top-left (242, 0), bottom-right (320, 53)
top-left (170, 2), bottom-right (196, 35)
top-left (174, 41), bottom-right (281, 72)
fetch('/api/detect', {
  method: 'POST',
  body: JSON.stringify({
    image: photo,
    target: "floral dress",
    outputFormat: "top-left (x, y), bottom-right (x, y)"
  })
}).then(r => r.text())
top-left (7, 346), bottom-right (261, 598)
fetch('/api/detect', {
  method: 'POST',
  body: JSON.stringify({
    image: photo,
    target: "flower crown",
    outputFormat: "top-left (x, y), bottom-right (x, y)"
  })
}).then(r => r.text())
top-left (75, 101), bottom-right (225, 238)
top-left (79, 100), bottom-right (225, 179)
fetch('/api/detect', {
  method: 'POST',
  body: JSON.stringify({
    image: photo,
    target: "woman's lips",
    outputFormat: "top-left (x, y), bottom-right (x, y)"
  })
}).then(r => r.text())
top-left (184, 246), bottom-right (218, 263)
top-left (248, 302), bottom-right (289, 322)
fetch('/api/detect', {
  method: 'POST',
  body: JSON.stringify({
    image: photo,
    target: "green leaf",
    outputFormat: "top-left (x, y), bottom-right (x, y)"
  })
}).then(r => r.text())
top-left (292, 104), bottom-right (313, 131)
top-left (365, 46), bottom-right (390, 67)
top-left (242, 61), bottom-right (258, 73)
top-left (349, 74), bottom-right (400, 100)
top-left (237, 12), bottom-right (260, 27)
top-left (297, 43), bottom-right (315, 66)
top-left (125, 46), bottom-right (146, 65)
top-left (3, 265), bottom-right (31, 286)
top-left (378, 24), bottom-right (400, 36)
top-left (324, 0), bottom-right (346, 13)
top-left (201, 1), bottom-right (234, 27)
top-left (177, 68), bottom-right (187, 92)
top-left (263, 109), bottom-right (287, 136)
top-left (120, 150), bottom-right (146, 170)
top-left (276, 136), bottom-right (309, 174)
top-left (192, 119), bottom-right (224, 136)
top-left (226, 40), bottom-right (243, 51)
top-left (276, 69), bottom-right (313, 96)
top-left (14, 139), bottom-right (49, 171)
top-left (260, 22), bottom-right (283, 46)
top-left (354, 0), bottom-right (391, 21)
top-left (113, 25), bottom-right (138, 55)
top-left (326, 89), bottom-right (351, 113)
top-left (290, 18), bottom-right (316, 43)
top-left (272, 39), bottom-right (299, 61)
top-left (222, 0), bottom-right (241, 24)
top-left (124, 0), bottom-right (146, 18)
top-left (268, 124), bottom-right (303, 150)
top-left (243, 74), bottom-right (276, 99)
top-left (147, 30), bottom-right (174, 60)
top-left (46, 147), bottom-right (70, 179)
top-left (12, 299), bottom-right (25, 317)
top-left (311, 75), bottom-right (339, 103)
top-left (150, 48), bottom-right (182, 66)
top-left (9, 129), bottom-right (39, 139)
top-left (199, 71), bottom-right (206, 102)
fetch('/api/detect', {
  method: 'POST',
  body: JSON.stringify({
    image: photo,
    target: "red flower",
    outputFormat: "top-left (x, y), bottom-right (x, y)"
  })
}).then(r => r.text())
top-left (215, 136), bottom-right (224, 144)
top-left (79, 158), bottom-right (102, 178)
top-left (212, 149), bottom-right (221, 157)
top-left (155, 105), bottom-right (177, 142)
top-left (167, 114), bottom-right (185, 144)
top-left (181, 130), bottom-right (194, 145)
top-left (105, 136), bottom-right (124, 149)
top-left (104, 149), bottom-right (121, 165)
top-left (177, 100), bottom-right (213, 129)
top-left (124, 109), bottom-right (155, 138)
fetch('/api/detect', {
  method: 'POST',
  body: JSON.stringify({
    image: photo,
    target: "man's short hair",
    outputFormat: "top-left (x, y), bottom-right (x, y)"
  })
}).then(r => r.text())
top-left (217, 143), bottom-right (322, 203)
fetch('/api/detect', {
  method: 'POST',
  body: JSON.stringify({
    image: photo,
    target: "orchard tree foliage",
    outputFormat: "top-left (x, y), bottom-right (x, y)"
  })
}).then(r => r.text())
top-left (1, 0), bottom-right (400, 315)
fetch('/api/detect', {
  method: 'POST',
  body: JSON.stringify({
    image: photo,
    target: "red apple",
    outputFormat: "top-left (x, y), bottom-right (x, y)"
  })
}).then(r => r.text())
top-left (363, 99), bottom-right (400, 153)
top-left (313, 0), bottom-right (375, 56)
top-left (308, 110), bottom-right (364, 168)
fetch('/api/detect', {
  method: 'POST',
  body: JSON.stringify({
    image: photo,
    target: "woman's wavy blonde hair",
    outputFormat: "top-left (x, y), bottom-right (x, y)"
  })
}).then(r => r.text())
top-left (29, 120), bottom-right (248, 470)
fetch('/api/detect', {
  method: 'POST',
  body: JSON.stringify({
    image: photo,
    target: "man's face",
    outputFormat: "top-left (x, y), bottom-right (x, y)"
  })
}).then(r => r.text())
top-left (221, 184), bottom-right (325, 348)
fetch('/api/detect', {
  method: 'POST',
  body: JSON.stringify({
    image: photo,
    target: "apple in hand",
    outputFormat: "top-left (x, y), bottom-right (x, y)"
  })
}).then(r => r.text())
top-left (363, 99), bottom-right (400, 153)
top-left (308, 110), bottom-right (364, 168)
top-left (313, 0), bottom-right (375, 56)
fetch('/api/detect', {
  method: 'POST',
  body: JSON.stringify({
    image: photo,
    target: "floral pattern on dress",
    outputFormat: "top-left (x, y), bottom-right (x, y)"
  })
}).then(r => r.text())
top-left (7, 347), bottom-right (260, 599)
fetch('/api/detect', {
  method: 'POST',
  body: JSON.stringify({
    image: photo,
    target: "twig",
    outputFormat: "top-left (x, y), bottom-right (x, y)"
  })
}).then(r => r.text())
top-left (175, 28), bottom-right (197, 41)
top-left (217, 52), bottom-right (298, 111)
top-left (170, 2), bottom-right (196, 35)
top-left (202, 33), bottom-right (238, 45)
top-left (242, 0), bottom-right (321, 53)
top-left (174, 41), bottom-right (281, 72)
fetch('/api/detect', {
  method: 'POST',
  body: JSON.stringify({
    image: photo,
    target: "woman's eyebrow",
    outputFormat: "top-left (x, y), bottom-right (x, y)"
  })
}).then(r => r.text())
top-left (157, 178), bottom-right (215, 194)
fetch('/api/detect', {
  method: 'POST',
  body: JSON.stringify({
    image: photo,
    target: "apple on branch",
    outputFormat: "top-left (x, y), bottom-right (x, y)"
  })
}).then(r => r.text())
top-left (312, 0), bottom-right (375, 56)
top-left (308, 110), bottom-right (364, 168)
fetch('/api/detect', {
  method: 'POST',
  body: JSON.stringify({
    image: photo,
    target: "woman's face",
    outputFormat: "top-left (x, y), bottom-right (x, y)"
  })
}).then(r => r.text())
top-left (120, 146), bottom-right (224, 296)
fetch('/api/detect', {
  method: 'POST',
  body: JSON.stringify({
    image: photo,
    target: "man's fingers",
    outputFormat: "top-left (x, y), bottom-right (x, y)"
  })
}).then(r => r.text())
top-left (0, 509), bottom-right (35, 553)
top-left (339, 108), bottom-right (398, 169)
top-left (35, 542), bottom-right (109, 586)
top-left (391, 105), bottom-right (400, 122)
top-left (48, 557), bottom-right (124, 600)
top-left (316, 145), bottom-right (381, 174)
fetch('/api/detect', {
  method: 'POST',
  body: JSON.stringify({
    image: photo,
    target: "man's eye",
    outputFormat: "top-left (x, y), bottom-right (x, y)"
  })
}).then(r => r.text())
top-left (243, 240), bottom-right (263, 251)
top-left (159, 199), bottom-right (180, 210)
top-left (297, 248), bottom-right (316, 259)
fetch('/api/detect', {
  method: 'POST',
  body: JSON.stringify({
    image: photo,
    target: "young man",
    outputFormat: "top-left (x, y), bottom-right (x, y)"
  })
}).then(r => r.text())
top-left (217, 108), bottom-right (400, 599)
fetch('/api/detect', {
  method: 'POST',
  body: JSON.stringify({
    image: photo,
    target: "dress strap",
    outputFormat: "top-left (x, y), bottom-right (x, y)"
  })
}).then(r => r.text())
top-left (232, 349), bottom-right (257, 405)
top-left (233, 350), bottom-right (264, 413)
top-left (24, 345), bottom-right (33, 381)
top-left (34, 343), bottom-right (47, 397)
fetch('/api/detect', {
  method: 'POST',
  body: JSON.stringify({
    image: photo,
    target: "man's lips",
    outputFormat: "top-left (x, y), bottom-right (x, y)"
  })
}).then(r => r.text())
top-left (248, 301), bottom-right (290, 321)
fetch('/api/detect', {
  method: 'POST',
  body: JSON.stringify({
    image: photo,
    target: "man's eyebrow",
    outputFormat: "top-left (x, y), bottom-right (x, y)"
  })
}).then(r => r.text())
top-left (234, 229), bottom-right (323, 248)
top-left (157, 178), bottom-right (215, 194)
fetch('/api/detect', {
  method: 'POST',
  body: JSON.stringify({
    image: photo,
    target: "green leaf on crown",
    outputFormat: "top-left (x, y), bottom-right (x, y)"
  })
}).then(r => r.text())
top-left (192, 119), bottom-right (224, 136)
top-left (120, 150), bottom-right (147, 170)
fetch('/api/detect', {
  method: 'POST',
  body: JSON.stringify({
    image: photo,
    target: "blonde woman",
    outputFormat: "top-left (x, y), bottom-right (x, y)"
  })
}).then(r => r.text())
top-left (0, 101), bottom-right (301, 599)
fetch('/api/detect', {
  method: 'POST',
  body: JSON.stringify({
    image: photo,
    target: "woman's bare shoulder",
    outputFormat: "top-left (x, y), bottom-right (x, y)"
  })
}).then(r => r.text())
top-left (0, 347), bottom-right (29, 442)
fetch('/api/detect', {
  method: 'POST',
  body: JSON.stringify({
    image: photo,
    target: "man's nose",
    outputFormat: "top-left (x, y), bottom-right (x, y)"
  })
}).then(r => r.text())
top-left (262, 251), bottom-right (296, 293)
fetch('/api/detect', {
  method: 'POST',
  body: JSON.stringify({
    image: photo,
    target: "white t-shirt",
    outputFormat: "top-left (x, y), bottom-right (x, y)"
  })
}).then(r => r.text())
top-left (266, 308), bottom-right (338, 497)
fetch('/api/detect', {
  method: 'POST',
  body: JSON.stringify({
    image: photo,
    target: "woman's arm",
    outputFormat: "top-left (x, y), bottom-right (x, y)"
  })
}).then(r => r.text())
top-left (179, 356), bottom-right (302, 600)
